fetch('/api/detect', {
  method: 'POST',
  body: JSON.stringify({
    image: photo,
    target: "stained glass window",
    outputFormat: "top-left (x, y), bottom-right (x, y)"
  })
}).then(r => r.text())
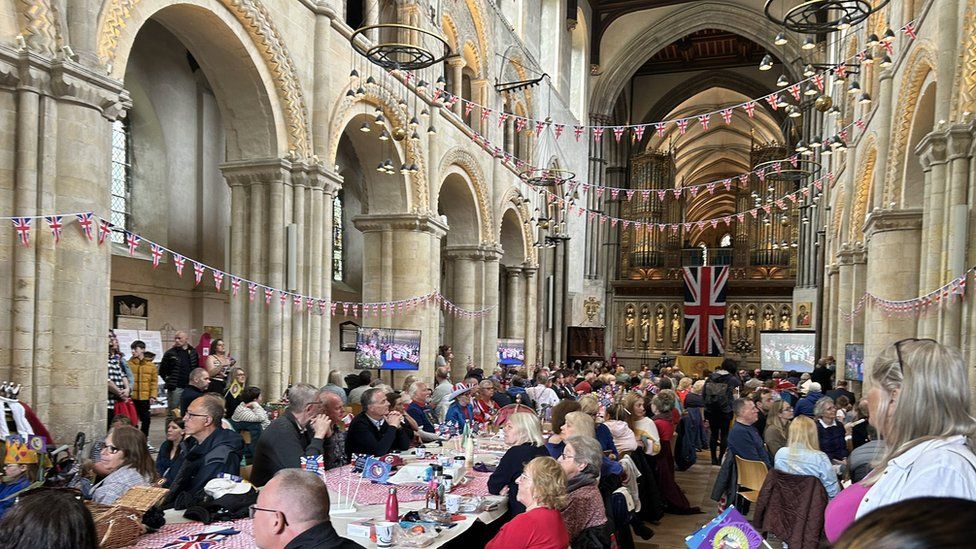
top-left (110, 118), bottom-right (131, 244)
top-left (332, 193), bottom-right (344, 281)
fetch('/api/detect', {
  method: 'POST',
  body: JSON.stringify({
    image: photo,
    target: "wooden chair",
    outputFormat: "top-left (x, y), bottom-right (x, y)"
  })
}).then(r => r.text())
top-left (240, 464), bottom-right (252, 482)
top-left (240, 430), bottom-right (252, 445)
top-left (735, 455), bottom-right (769, 503)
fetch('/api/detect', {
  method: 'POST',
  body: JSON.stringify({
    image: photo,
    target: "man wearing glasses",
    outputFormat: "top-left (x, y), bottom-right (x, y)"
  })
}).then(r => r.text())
top-left (251, 469), bottom-right (362, 548)
top-left (166, 395), bottom-right (244, 509)
top-left (251, 384), bottom-right (338, 487)
top-left (345, 387), bottom-right (411, 459)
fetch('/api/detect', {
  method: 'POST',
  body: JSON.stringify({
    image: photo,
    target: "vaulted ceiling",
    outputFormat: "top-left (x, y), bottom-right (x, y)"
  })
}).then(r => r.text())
top-left (590, 0), bottom-right (701, 64)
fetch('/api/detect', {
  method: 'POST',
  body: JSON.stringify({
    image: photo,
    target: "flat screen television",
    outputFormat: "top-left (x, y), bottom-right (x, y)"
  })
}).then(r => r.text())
top-left (760, 331), bottom-right (816, 373)
top-left (355, 327), bottom-right (422, 370)
top-left (845, 343), bottom-right (864, 381)
top-left (497, 338), bottom-right (525, 366)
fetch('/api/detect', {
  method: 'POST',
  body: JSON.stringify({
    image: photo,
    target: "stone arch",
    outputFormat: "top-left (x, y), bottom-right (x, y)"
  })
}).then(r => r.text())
top-left (462, 40), bottom-right (482, 78)
top-left (951, 0), bottom-right (976, 118)
top-left (886, 42), bottom-right (937, 205)
top-left (14, 0), bottom-right (66, 55)
top-left (437, 147), bottom-right (493, 243)
top-left (441, 13), bottom-right (460, 52)
top-left (589, 1), bottom-right (804, 116)
top-left (438, 170), bottom-right (482, 247)
top-left (327, 84), bottom-right (428, 212)
top-left (97, 0), bottom-right (311, 157)
top-left (848, 137), bottom-right (878, 242)
top-left (462, 0), bottom-right (490, 79)
top-left (501, 186), bottom-right (538, 265)
top-left (641, 71), bottom-right (787, 131)
top-left (499, 207), bottom-right (527, 267)
top-left (900, 76), bottom-right (937, 209)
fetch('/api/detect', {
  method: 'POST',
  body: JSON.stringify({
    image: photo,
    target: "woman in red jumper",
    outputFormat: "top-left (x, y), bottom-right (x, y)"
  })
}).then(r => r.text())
top-left (486, 456), bottom-right (570, 549)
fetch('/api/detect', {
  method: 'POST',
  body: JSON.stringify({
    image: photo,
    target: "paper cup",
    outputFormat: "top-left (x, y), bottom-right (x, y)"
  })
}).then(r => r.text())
top-left (445, 494), bottom-right (462, 513)
top-left (375, 521), bottom-right (397, 548)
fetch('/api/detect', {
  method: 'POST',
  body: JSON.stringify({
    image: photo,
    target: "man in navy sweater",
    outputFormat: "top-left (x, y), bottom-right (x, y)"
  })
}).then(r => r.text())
top-left (726, 398), bottom-right (771, 468)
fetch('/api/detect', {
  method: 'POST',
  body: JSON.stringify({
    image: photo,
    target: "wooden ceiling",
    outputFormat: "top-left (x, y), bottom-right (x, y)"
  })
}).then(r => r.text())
top-left (634, 29), bottom-right (769, 76)
top-left (590, 0), bottom-right (702, 64)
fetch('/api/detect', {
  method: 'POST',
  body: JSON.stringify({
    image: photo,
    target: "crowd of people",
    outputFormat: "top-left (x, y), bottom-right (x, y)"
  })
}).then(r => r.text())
top-left (2, 337), bottom-right (976, 548)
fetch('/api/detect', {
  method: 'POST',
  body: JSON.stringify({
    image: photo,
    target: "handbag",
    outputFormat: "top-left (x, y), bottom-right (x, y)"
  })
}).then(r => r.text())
top-left (113, 399), bottom-right (139, 427)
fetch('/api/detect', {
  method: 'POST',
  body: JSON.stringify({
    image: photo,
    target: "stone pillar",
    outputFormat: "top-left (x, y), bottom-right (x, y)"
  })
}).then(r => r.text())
top-left (916, 132), bottom-right (948, 338)
top-left (353, 214), bottom-right (447, 382)
top-left (824, 264), bottom-right (839, 358)
top-left (523, 266), bottom-right (539, 366)
top-left (444, 245), bottom-right (480, 377)
top-left (447, 58), bottom-right (466, 117)
top-left (863, 209), bottom-right (922, 371)
top-left (872, 71), bottom-right (895, 209)
top-left (942, 127), bottom-right (973, 347)
top-left (506, 267), bottom-right (524, 337)
top-left (471, 79), bottom-right (490, 134)
top-left (480, 245), bottom-right (503, 372)
top-left (849, 244), bottom-right (868, 357)
top-left (835, 247), bottom-right (854, 361)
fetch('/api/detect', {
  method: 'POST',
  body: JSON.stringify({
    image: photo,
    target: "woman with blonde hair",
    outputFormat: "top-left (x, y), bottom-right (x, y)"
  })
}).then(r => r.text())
top-left (578, 394), bottom-right (618, 456)
top-left (773, 415), bottom-right (838, 498)
top-left (488, 413), bottom-right (550, 516)
top-left (486, 456), bottom-right (569, 549)
top-left (824, 339), bottom-right (976, 542)
top-left (676, 377), bottom-right (693, 405)
top-left (622, 392), bottom-right (660, 456)
top-left (764, 399), bottom-right (794, 458)
top-left (604, 401), bottom-right (638, 454)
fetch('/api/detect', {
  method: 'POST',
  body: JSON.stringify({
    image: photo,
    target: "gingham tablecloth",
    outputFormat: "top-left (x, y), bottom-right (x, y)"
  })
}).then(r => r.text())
top-left (322, 464), bottom-right (494, 506)
top-left (126, 519), bottom-right (255, 548)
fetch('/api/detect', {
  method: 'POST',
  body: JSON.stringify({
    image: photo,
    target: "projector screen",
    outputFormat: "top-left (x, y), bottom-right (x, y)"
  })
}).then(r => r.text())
top-left (355, 327), bottom-right (422, 370)
top-left (760, 331), bottom-right (816, 373)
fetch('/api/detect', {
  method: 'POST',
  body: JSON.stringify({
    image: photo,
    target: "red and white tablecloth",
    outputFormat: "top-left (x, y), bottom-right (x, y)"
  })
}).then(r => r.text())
top-left (322, 464), bottom-right (494, 506)
top-left (126, 519), bottom-right (255, 548)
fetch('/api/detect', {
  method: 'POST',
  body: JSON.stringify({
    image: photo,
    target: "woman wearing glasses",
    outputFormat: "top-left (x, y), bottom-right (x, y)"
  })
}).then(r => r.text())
top-left (89, 425), bottom-right (156, 504)
top-left (824, 339), bottom-right (976, 542)
top-left (486, 456), bottom-right (570, 549)
top-left (764, 399), bottom-right (794, 458)
top-left (558, 436), bottom-right (611, 547)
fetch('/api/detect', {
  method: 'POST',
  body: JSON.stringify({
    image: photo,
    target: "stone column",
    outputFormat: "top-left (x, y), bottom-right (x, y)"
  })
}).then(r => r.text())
top-left (835, 247), bottom-right (854, 361)
top-left (444, 245), bottom-right (480, 377)
top-left (481, 245), bottom-right (503, 372)
top-left (863, 209), bottom-right (922, 371)
top-left (471, 79), bottom-right (490, 134)
top-left (942, 127), bottom-right (973, 347)
top-left (447, 58), bottom-right (466, 117)
top-left (916, 132), bottom-right (948, 338)
top-left (872, 71), bottom-right (895, 209)
top-left (849, 244), bottom-right (868, 358)
top-left (523, 266), bottom-right (539, 366)
top-left (824, 264), bottom-right (839, 358)
top-left (506, 267), bottom-right (524, 337)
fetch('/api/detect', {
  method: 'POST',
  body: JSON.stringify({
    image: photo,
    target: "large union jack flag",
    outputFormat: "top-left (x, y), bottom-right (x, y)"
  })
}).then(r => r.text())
top-left (682, 266), bottom-right (729, 356)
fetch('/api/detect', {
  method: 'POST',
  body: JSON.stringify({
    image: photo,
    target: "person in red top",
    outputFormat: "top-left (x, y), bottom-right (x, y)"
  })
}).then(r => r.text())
top-left (574, 371), bottom-right (596, 394)
top-left (485, 456), bottom-right (570, 549)
top-left (472, 380), bottom-right (499, 424)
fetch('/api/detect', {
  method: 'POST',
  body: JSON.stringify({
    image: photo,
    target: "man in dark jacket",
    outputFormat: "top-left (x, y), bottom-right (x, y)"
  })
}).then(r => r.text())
top-left (810, 358), bottom-right (833, 391)
top-left (167, 395), bottom-right (244, 510)
top-left (794, 383), bottom-right (824, 417)
top-left (345, 388), bottom-right (411, 458)
top-left (727, 398), bottom-right (771, 467)
top-left (825, 380), bottom-right (856, 405)
top-left (703, 361), bottom-right (741, 465)
top-left (179, 368), bottom-right (211, 416)
top-left (250, 384), bottom-right (338, 487)
top-left (253, 469), bottom-right (363, 549)
top-left (160, 331), bottom-right (198, 414)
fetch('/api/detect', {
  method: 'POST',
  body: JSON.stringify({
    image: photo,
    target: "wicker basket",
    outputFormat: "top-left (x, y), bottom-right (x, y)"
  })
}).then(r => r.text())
top-left (85, 485), bottom-right (169, 549)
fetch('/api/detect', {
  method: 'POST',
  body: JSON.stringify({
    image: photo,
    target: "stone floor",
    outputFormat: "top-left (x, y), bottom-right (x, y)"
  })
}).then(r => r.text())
top-left (634, 452), bottom-right (720, 549)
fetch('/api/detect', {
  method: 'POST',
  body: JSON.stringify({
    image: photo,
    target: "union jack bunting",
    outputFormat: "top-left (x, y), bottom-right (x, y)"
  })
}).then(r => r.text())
top-left (231, 276), bottom-right (241, 296)
top-left (720, 108), bottom-right (734, 124)
top-left (125, 231), bottom-right (141, 255)
top-left (150, 243), bottom-right (164, 268)
top-left (212, 270), bottom-right (223, 292)
top-left (12, 217), bottom-right (31, 247)
top-left (76, 212), bottom-right (95, 241)
top-left (682, 266), bottom-right (729, 356)
top-left (173, 254), bottom-right (186, 277)
top-left (98, 219), bottom-right (112, 245)
top-left (265, 287), bottom-right (274, 304)
top-left (903, 21), bottom-right (917, 40)
top-left (44, 215), bottom-right (63, 243)
top-left (248, 282), bottom-right (258, 301)
top-left (193, 262), bottom-right (205, 286)
top-left (574, 125), bottom-right (585, 141)
top-left (655, 122), bottom-right (667, 137)
top-left (677, 118), bottom-right (689, 134)
top-left (554, 124), bottom-right (564, 139)
top-left (697, 114), bottom-right (711, 131)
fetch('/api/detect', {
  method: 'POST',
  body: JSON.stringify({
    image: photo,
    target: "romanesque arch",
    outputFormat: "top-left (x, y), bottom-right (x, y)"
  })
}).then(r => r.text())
top-left (500, 186), bottom-right (538, 265)
top-left (437, 147), bottom-right (494, 243)
top-left (885, 42), bottom-right (936, 205)
top-left (848, 137), bottom-right (878, 242)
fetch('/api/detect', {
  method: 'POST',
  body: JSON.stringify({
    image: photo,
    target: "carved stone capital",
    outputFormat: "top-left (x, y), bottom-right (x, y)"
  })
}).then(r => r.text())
top-left (863, 208), bottom-right (923, 236)
top-left (946, 125), bottom-right (974, 160)
top-left (506, 266), bottom-right (524, 278)
top-left (521, 264), bottom-right (539, 276)
top-left (220, 158), bottom-right (290, 187)
top-left (352, 213), bottom-right (448, 237)
top-left (915, 131), bottom-right (948, 169)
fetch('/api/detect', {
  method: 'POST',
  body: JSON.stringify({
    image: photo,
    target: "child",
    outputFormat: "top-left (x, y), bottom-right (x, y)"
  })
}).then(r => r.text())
top-left (0, 438), bottom-right (39, 519)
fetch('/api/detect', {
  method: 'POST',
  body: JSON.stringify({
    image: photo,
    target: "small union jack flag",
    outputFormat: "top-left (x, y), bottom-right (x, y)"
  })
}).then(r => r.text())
top-left (497, 112), bottom-right (509, 127)
top-left (655, 122), bottom-right (667, 137)
top-left (882, 40), bottom-right (894, 56)
top-left (574, 125), bottom-right (584, 141)
top-left (633, 125), bottom-right (646, 141)
top-left (463, 102), bottom-right (474, 117)
top-left (125, 231), bottom-right (141, 255)
top-left (813, 73), bottom-right (825, 92)
top-left (293, 294), bottom-right (302, 310)
top-left (836, 63), bottom-right (847, 80)
top-left (265, 287), bottom-right (273, 304)
top-left (535, 121), bottom-right (546, 137)
top-left (193, 262), bottom-right (205, 286)
top-left (765, 93), bottom-right (780, 110)
top-left (720, 108), bottom-right (734, 124)
top-left (677, 119), bottom-right (689, 134)
top-left (213, 270), bottom-right (223, 292)
top-left (12, 217), bottom-right (31, 247)
top-left (515, 117), bottom-right (527, 133)
top-left (76, 212), bottom-right (94, 241)
top-left (612, 126), bottom-right (625, 142)
top-left (787, 84), bottom-right (801, 101)
top-left (280, 291), bottom-right (288, 307)
top-left (593, 128), bottom-right (605, 142)
top-left (480, 107), bottom-right (491, 122)
top-left (44, 216), bottom-right (63, 243)
top-left (723, 178), bottom-right (732, 191)
top-left (97, 219), bottom-right (112, 245)
top-left (757, 168), bottom-right (766, 182)
top-left (903, 21), bottom-right (917, 40)
top-left (248, 282), bottom-right (257, 301)
top-left (553, 124), bottom-right (564, 139)
top-left (173, 254), bottom-right (186, 277)
top-left (231, 276), bottom-right (241, 296)
top-left (743, 101), bottom-right (756, 118)
top-left (150, 243), bottom-right (164, 268)
top-left (697, 114), bottom-right (711, 131)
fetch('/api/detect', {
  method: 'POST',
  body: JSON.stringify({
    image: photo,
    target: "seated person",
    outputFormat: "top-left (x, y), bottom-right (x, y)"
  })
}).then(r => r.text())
top-left (544, 399), bottom-right (582, 457)
top-left (486, 456), bottom-right (570, 549)
top-left (345, 388), bottom-right (411, 459)
top-left (251, 469), bottom-right (363, 549)
top-left (444, 383), bottom-right (476, 427)
top-left (405, 381), bottom-right (437, 435)
top-left (0, 439), bottom-right (39, 519)
top-left (156, 415), bottom-right (185, 487)
top-left (473, 380), bottom-right (500, 423)
top-left (179, 368), bottom-right (211, 417)
top-left (488, 412), bottom-right (550, 516)
top-left (559, 436), bottom-right (610, 545)
top-left (232, 386), bottom-right (271, 430)
top-left (166, 395), bottom-right (244, 509)
top-left (89, 426), bottom-right (155, 504)
top-left (603, 402), bottom-right (638, 454)
top-left (250, 384), bottom-right (336, 487)
top-left (773, 416), bottom-right (839, 498)
top-left (727, 398), bottom-right (771, 467)
top-left (0, 488), bottom-right (98, 549)
top-left (578, 394), bottom-right (618, 456)
top-left (815, 397), bottom-right (849, 462)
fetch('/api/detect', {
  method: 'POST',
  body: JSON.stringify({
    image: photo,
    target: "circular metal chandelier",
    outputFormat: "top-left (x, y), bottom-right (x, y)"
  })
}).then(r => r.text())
top-left (764, 0), bottom-right (891, 34)
top-left (518, 167), bottom-right (577, 187)
top-left (752, 158), bottom-right (822, 182)
top-left (350, 24), bottom-right (451, 71)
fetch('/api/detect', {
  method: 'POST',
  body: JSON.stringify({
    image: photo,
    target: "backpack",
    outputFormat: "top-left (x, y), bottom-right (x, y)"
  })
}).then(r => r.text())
top-left (704, 380), bottom-right (730, 413)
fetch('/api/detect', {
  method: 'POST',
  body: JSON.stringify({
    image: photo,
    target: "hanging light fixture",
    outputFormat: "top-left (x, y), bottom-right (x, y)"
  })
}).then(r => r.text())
top-left (836, 16), bottom-right (851, 30)
top-left (859, 92), bottom-right (872, 105)
top-left (359, 121), bottom-right (371, 132)
top-left (787, 105), bottom-right (802, 118)
top-left (378, 129), bottom-right (390, 141)
top-left (345, 89), bottom-right (356, 99)
top-left (774, 32), bottom-right (788, 45)
top-left (427, 125), bottom-right (436, 134)
top-left (802, 36), bottom-right (816, 50)
top-left (776, 74), bottom-right (790, 87)
top-left (350, 68), bottom-right (359, 79)
top-left (375, 113), bottom-right (386, 126)
top-left (435, 76), bottom-right (446, 87)
top-left (759, 54), bottom-right (774, 71)
top-left (862, 52), bottom-right (875, 65)
top-left (376, 162), bottom-right (386, 173)
top-left (795, 140), bottom-right (809, 152)
top-left (848, 80), bottom-right (861, 95)
top-left (866, 33), bottom-right (881, 47)
top-left (810, 136), bottom-right (823, 148)
top-left (803, 64), bottom-right (816, 77)
top-left (355, 86), bottom-right (366, 98)
top-left (804, 83), bottom-right (818, 96)
top-left (879, 54), bottom-right (893, 68)
top-left (409, 116), bottom-right (420, 128)
top-left (410, 130), bottom-right (420, 141)
top-left (883, 27), bottom-right (896, 43)
top-left (416, 80), bottom-right (428, 93)
top-left (400, 163), bottom-right (410, 174)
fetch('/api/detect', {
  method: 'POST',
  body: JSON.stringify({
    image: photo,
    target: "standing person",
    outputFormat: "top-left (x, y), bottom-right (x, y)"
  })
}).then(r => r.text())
top-left (106, 345), bottom-right (131, 429)
top-left (525, 372), bottom-right (559, 416)
top-left (435, 345), bottom-right (453, 369)
top-left (703, 359), bottom-right (741, 465)
top-left (429, 366), bottom-right (453, 416)
top-left (224, 367), bottom-right (248, 419)
top-left (128, 340), bottom-right (158, 438)
top-left (205, 339), bottom-right (236, 395)
top-left (160, 331), bottom-right (199, 414)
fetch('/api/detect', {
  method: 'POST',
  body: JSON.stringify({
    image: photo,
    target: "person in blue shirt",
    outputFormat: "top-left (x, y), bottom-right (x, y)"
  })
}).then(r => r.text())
top-left (444, 383), bottom-right (476, 427)
top-left (774, 415), bottom-right (839, 498)
top-left (405, 381), bottom-right (437, 434)
top-left (727, 398), bottom-right (772, 467)
top-left (0, 442), bottom-right (39, 519)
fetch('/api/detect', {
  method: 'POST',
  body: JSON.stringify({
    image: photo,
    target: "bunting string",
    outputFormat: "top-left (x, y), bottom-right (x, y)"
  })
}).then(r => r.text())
top-left (2, 214), bottom-right (495, 320)
top-left (840, 267), bottom-right (971, 321)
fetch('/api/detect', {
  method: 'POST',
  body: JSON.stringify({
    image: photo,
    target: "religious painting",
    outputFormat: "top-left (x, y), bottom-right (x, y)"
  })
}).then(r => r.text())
top-left (795, 302), bottom-right (813, 328)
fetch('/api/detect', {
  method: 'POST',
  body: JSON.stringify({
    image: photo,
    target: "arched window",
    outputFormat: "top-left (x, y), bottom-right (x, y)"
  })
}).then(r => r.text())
top-left (332, 192), bottom-right (344, 281)
top-left (110, 117), bottom-right (132, 244)
top-left (720, 233), bottom-right (732, 247)
top-left (345, 0), bottom-right (364, 28)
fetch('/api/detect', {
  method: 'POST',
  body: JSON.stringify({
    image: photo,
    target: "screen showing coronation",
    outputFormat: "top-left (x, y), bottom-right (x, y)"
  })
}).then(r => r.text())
top-left (760, 331), bottom-right (816, 373)
top-left (355, 327), bottom-right (422, 370)
top-left (497, 338), bottom-right (525, 366)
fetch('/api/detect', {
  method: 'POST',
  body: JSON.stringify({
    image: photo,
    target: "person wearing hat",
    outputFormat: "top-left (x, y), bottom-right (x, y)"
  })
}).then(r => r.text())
top-left (0, 438), bottom-right (40, 518)
top-left (445, 383), bottom-right (476, 427)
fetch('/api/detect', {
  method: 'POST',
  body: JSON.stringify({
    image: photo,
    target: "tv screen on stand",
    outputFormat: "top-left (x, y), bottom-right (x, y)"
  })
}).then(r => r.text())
top-left (355, 327), bottom-right (422, 370)
top-left (497, 338), bottom-right (525, 366)
top-left (760, 331), bottom-right (816, 373)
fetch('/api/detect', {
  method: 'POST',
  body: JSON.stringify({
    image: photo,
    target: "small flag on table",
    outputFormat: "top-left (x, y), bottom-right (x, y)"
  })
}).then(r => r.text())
top-left (685, 506), bottom-right (766, 548)
top-left (362, 456), bottom-right (392, 483)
